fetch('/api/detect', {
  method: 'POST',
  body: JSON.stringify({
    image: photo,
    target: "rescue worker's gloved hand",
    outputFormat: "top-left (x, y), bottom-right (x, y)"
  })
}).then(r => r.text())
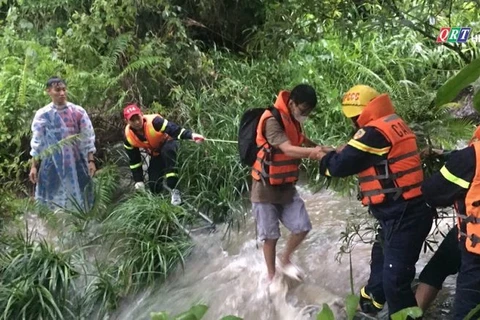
top-left (192, 133), bottom-right (205, 144)
top-left (134, 182), bottom-right (145, 191)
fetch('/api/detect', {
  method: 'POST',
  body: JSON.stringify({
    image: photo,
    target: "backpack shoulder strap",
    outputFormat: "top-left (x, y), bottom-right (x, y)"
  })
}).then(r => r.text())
top-left (267, 106), bottom-right (285, 131)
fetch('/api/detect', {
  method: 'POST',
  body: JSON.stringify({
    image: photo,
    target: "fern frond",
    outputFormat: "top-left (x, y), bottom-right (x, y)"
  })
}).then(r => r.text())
top-left (103, 33), bottom-right (133, 71)
top-left (34, 134), bottom-right (82, 161)
top-left (109, 57), bottom-right (167, 86)
top-left (16, 54), bottom-right (29, 108)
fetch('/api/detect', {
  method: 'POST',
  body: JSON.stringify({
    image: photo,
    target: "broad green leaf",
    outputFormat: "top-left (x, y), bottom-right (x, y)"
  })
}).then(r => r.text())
top-left (220, 316), bottom-right (243, 320)
top-left (440, 102), bottom-right (462, 109)
top-left (174, 312), bottom-right (198, 320)
top-left (188, 305), bottom-right (208, 319)
top-left (151, 312), bottom-right (169, 320)
top-left (345, 294), bottom-right (360, 320)
top-left (473, 90), bottom-right (480, 114)
top-left (390, 306), bottom-right (423, 320)
top-left (435, 57), bottom-right (480, 108)
top-left (317, 303), bottom-right (335, 320)
top-left (464, 303), bottom-right (480, 320)
top-left (174, 305), bottom-right (208, 320)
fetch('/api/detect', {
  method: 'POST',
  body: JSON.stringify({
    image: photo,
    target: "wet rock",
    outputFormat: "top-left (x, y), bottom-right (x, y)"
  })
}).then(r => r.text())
top-left (449, 86), bottom-right (480, 123)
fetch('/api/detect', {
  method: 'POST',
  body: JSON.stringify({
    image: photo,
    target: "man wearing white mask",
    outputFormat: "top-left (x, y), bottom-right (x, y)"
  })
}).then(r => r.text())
top-left (250, 84), bottom-right (325, 291)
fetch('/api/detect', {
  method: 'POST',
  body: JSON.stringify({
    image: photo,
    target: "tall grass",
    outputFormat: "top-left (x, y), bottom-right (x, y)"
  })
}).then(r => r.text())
top-left (0, 229), bottom-right (79, 319)
top-left (0, 164), bottom-right (197, 319)
top-left (101, 192), bottom-right (193, 287)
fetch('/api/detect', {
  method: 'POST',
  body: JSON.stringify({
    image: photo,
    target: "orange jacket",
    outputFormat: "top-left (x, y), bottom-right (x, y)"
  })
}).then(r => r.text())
top-left (252, 91), bottom-right (304, 185)
top-left (456, 142), bottom-right (480, 254)
top-left (356, 94), bottom-right (424, 205)
top-left (124, 114), bottom-right (171, 156)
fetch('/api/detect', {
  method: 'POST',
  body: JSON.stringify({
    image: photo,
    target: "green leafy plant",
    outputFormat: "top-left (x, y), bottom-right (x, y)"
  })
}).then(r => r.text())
top-left (435, 57), bottom-right (480, 108)
top-left (317, 303), bottom-right (335, 320)
top-left (391, 307), bottom-right (423, 320)
top-left (99, 192), bottom-right (193, 289)
top-left (0, 228), bottom-right (79, 319)
top-left (150, 304), bottom-right (241, 320)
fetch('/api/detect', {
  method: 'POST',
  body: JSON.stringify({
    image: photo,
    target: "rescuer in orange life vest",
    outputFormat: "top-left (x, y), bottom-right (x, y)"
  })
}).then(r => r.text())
top-left (314, 85), bottom-right (435, 318)
top-left (123, 104), bottom-right (205, 205)
top-left (413, 125), bottom-right (480, 313)
top-left (418, 123), bottom-right (480, 320)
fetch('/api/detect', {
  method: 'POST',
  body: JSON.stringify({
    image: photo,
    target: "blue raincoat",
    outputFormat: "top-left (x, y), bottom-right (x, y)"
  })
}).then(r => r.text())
top-left (30, 103), bottom-right (96, 211)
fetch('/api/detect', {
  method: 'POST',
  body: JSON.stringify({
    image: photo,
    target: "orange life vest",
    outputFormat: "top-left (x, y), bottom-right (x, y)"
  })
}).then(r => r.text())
top-left (252, 91), bottom-right (304, 185)
top-left (356, 95), bottom-right (424, 205)
top-left (456, 142), bottom-right (480, 255)
top-left (124, 114), bottom-right (171, 156)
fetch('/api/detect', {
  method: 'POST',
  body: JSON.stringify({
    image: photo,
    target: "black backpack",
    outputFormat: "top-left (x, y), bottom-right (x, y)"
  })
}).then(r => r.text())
top-left (238, 106), bottom-right (284, 167)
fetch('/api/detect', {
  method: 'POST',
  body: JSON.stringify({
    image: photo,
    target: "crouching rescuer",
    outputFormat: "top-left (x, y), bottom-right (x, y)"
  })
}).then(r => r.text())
top-left (420, 132), bottom-right (480, 320)
top-left (123, 103), bottom-right (204, 205)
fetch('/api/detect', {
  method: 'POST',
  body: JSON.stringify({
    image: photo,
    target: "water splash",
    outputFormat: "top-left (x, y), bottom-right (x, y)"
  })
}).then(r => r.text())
top-left (92, 188), bottom-right (457, 319)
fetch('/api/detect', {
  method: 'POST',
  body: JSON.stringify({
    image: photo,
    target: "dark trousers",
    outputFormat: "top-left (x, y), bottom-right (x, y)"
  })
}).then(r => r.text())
top-left (365, 202), bottom-right (434, 316)
top-left (147, 140), bottom-right (179, 194)
top-left (453, 238), bottom-right (480, 320)
top-left (418, 227), bottom-right (461, 290)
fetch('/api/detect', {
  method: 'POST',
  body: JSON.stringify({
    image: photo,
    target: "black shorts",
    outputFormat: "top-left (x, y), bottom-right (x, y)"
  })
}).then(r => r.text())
top-left (418, 227), bottom-right (461, 289)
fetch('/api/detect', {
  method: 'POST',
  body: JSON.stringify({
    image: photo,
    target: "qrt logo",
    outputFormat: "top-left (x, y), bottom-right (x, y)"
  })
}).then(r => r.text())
top-left (436, 27), bottom-right (479, 43)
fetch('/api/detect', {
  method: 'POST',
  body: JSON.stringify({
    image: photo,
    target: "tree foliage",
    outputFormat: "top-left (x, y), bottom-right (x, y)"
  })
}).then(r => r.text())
top-left (0, 0), bottom-right (479, 216)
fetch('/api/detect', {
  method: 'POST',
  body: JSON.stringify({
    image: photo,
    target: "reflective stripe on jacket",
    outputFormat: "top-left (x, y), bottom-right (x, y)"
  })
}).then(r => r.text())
top-left (124, 114), bottom-right (171, 156)
top-left (355, 95), bottom-right (423, 205)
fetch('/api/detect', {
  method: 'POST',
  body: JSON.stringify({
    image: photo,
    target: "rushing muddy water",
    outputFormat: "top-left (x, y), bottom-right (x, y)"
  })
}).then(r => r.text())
top-left (112, 186), bottom-right (456, 320)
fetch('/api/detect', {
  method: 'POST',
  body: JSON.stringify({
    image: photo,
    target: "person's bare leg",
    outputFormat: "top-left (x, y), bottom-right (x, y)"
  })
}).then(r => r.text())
top-left (280, 231), bottom-right (309, 266)
top-left (263, 238), bottom-right (279, 280)
top-left (415, 283), bottom-right (440, 312)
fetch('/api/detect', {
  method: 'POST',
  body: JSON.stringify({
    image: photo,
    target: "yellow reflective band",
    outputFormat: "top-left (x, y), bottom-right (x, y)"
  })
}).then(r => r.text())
top-left (165, 172), bottom-right (178, 178)
top-left (178, 128), bottom-right (186, 139)
top-left (124, 144), bottom-right (133, 150)
top-left (372, 299), bottom-right (383, 309)
top-left (360, 287), bottom-right (370, 299)
top-left (148, 126), bottom-right (156, 137)
top-left (126, 135), bottom-right (135, 146)
top-left (440, 166), bottom-right (470, 189)
top-left (347, 139), bottom-right (391, 156)
top-left (325, 168), bottom-right (331, 177)
top-left (130, 163), bottom-right (142, 169)
top-left (161, 119), bottom-right (168, 132)
top-left (360, 287), bottom-right (384, 309)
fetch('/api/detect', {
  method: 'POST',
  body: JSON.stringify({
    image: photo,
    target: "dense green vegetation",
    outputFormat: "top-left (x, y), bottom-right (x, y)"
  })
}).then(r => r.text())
top-left (1, 0), bottom-right (480, 318)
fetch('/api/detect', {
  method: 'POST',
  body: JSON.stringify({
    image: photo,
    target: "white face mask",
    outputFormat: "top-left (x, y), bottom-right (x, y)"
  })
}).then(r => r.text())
top-left (295, 114), bottom-right (308, 124)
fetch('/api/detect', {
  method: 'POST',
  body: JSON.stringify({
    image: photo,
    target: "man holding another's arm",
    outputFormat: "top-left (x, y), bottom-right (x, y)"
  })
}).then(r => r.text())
top-left (315, 85), bottom-right (434, 319)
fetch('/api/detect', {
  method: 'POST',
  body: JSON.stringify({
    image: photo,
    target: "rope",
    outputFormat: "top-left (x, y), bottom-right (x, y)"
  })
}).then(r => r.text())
top-left (204, 138), bottom-right (238, 144)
